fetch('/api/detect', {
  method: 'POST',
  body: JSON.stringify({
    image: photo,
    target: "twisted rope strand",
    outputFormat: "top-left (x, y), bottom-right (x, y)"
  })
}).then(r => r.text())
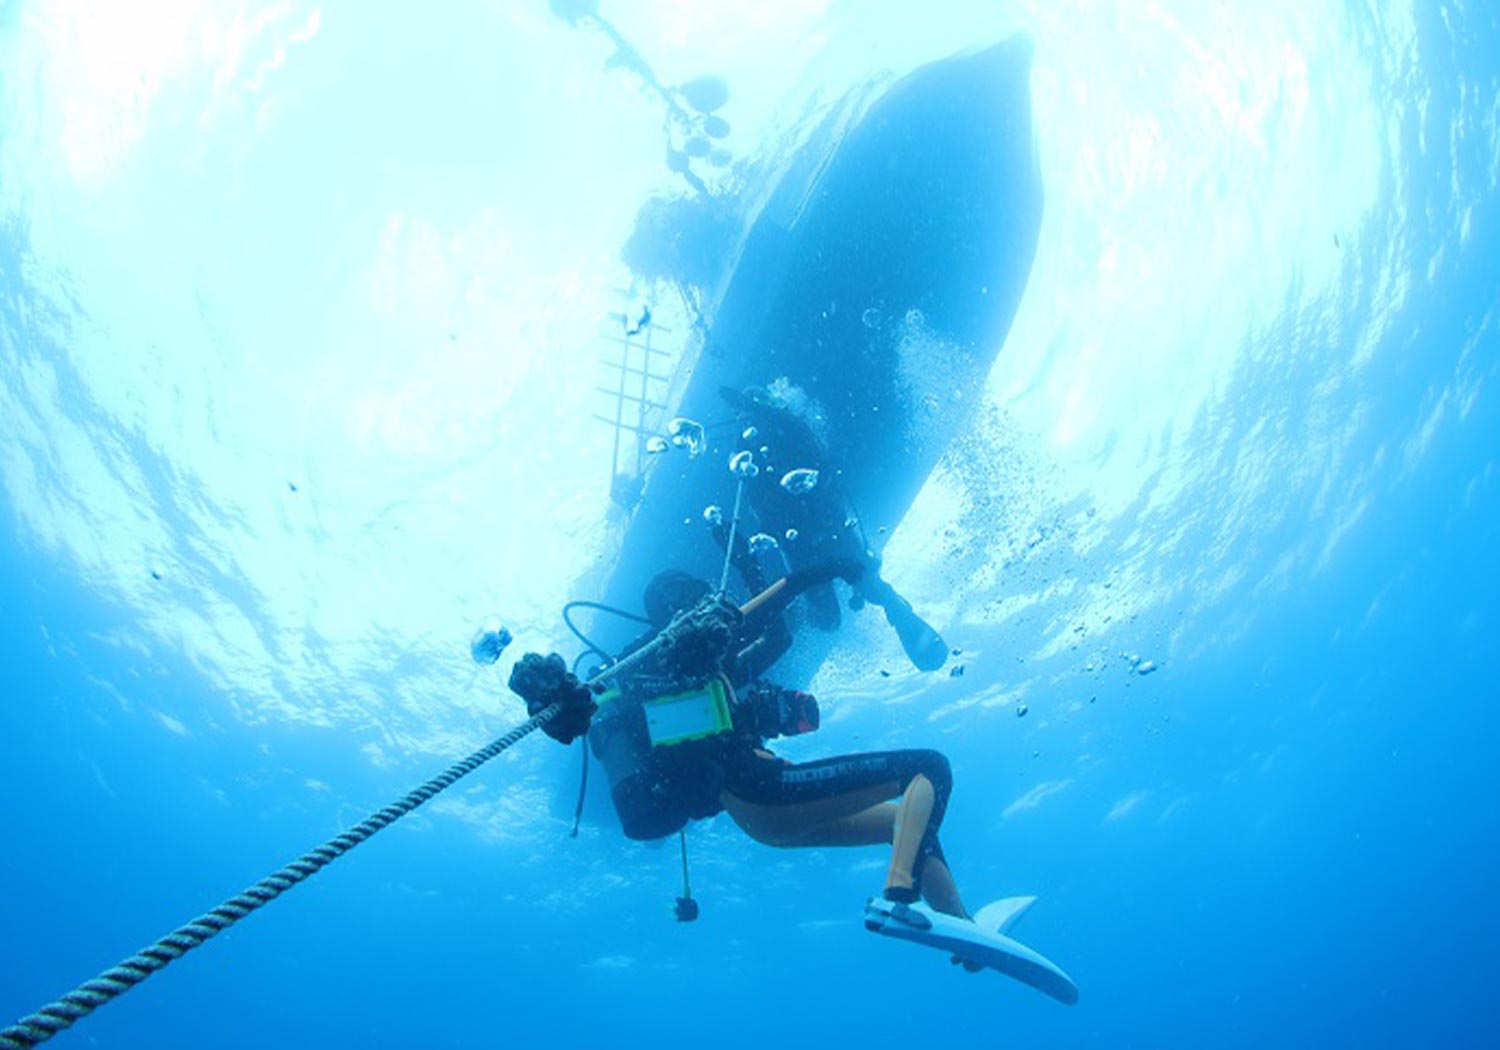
top-left (0, 703), bottom-right (560, 1050)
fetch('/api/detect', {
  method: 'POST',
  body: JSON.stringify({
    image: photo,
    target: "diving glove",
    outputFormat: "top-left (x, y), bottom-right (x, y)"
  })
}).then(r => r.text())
top-left (738, 681), bottom-right (820, 739)
top-left (507, 652), bottom-right (597, 744)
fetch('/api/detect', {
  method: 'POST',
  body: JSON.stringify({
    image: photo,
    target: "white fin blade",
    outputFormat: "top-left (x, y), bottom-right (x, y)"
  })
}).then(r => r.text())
top-left (973, 895), bottom-right (1037, 934)
top-left (865, 897), bottom-right (1079, 1005)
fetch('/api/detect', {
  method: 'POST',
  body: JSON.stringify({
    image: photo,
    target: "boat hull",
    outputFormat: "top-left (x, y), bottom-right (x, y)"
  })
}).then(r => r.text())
top-left (597, 37), bottom-right (1044, 657)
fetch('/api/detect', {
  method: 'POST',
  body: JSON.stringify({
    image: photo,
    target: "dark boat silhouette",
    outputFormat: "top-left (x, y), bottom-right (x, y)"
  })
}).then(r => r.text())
top-left (590, 36), bottom-right (1044, 669)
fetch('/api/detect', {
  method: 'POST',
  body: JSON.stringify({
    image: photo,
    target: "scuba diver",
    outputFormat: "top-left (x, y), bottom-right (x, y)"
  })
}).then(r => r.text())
top-left (510, 549), bottom-right (1080, 1002)
top-left (509, 550), bottom-right (969, 919)
top-left (506, 384), bottom-right (1077, 999)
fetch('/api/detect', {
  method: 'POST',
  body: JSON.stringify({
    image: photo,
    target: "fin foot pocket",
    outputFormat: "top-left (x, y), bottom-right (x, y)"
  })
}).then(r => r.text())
top-left (886, 901), bottom-right (932, 931)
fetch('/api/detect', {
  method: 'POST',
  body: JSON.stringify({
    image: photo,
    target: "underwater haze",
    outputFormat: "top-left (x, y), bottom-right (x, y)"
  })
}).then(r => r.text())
top-left (2, 1), bottom-right (1498, 1047)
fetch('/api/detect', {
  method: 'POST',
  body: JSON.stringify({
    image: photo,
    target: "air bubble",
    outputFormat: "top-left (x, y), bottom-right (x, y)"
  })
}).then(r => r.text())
top-left (668, 417), bottom-right (706, 457)
top-left (748, 533), bottom-right (779, 553)
top-left (780, 468), bottom-right (820, 495)
top-left (469, 621), bottom-right (513, 666)
top-left (729, 450), bottom-right (759, 478)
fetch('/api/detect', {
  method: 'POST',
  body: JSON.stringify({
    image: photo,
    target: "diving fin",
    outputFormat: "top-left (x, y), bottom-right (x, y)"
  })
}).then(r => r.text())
top-left (853, 570), bottom-right (948, 672)
top-left (881, 592), bottom-right (949, 672)
top-left (864, 896), bottom-right (1079, 1005)
top-left (973, 896), bottom-right (1037, 935)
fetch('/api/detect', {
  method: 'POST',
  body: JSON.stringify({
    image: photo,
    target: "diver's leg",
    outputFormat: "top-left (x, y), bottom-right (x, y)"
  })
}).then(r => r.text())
top-left (722, 786), bottom-right (899, 846)
top-left (755, 802), bottom-right (968, 918)
top-left (919, 854), bottom-right (967, 918)
top-left (722, 798), bottom-right (899, 847)
top-left (879, 751), bottom-right (953, 904)
top-left (763, 799), bottom-right (963, 917)
top-left (812, 801), bottom-right (897, 846)
top-left (884, 773), bottom-right (936, 902)
top-left (722, 749), bottom-right (958, 902)
top-left (789, 792), bottom-right (965, 917)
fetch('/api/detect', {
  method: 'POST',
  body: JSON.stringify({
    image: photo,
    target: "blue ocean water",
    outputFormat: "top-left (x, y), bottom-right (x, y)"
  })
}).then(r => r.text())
top-left (2, 2), bottom-right (1498, 1048)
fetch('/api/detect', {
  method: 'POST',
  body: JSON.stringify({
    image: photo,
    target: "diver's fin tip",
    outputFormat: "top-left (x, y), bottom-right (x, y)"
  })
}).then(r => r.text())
top-left (973, 895), bottom-right (1038, 934)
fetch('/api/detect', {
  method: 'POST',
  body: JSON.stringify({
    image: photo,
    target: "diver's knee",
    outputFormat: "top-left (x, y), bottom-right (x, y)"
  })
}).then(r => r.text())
top-left (914, 749), bottom-right (952, 792)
